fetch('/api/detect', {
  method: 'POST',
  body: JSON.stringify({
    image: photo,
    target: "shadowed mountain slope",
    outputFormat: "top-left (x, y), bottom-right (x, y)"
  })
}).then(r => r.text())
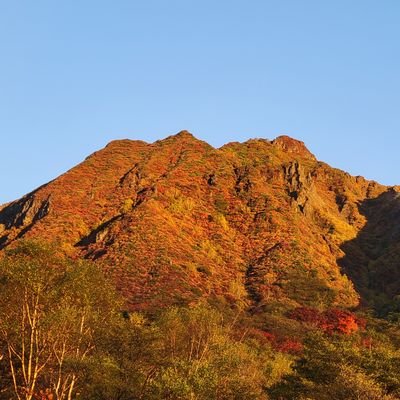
top-left (339, 188), bottom-right (400, 311)
top-left (0, 131), bottom-right (396, 312)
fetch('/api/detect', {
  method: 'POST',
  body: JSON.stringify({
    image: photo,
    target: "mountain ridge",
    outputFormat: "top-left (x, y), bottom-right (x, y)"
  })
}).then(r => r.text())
top-left (0, 131), bottom-right (397, 314)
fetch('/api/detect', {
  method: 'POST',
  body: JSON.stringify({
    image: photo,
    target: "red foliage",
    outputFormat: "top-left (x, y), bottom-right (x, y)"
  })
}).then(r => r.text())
top-left (289, 307), bottom-right (360, 335)
top-left (361, 337), bottom-right (373, 349)
top-left (248, 328), bottom-right (302, 354)
top-left (323, 309), bottom-right (359, 335)
top-left (247, 328), bottom-right (276, 344)
top-left (260, 330), bottom-right (276, 341)
top-left (276, 339), bottom-right (303, 354)
top-left (288, 306), bottom-right (324, 326)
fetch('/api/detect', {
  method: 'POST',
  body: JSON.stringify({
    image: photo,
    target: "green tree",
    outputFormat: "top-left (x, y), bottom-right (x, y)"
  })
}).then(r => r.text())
top-left (81, 305), bottom-right (293, 399)
top-left (0, 241), bottom-right (120, 400)
top-left (144, 305), bottom-right (290, 399)
top-left (269, 331), bottom-right (400, 399)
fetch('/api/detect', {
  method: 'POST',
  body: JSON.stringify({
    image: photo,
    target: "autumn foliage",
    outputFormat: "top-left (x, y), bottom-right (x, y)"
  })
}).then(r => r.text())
top-left (2, 133), bottom-right (400, 397)
top-left (0, 131), bottom-right (390, 312)
top-left (289, 306), bottom-right (359, 334)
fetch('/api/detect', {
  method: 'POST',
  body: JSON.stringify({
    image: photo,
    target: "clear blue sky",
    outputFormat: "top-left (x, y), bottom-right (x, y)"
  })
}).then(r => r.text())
top-left (1, 1), bottom-right (399, 204)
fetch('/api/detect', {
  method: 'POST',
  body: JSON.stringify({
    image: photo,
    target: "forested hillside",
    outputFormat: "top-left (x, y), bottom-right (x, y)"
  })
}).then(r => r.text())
top-left (1, 132), bottom-right (400, 399)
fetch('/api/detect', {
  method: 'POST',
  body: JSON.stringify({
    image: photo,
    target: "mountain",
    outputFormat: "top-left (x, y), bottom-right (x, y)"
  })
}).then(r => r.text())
top-left (0, 131), bottom-right (398, 313)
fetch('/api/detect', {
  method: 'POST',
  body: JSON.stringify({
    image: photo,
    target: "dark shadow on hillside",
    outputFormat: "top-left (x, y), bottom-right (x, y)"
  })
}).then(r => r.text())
top-left (338, 189), bottom-right (400, 310)
top-left (0, 183), bottom-right (51, 227)
top-left (0, 185), bottom-right (51, 250)
top-left (75, 214), bottom-right (122, 247)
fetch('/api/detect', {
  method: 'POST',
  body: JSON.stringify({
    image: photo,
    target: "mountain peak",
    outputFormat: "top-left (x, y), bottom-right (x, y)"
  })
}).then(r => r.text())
top-left (272, 135), bottom-right (316, 160)
top-left (175, 129), bottom-right (195, 137)
top-left (156, 130), bottom-right (213, 151)
top-left (164, 130), bottom-right (197, 141)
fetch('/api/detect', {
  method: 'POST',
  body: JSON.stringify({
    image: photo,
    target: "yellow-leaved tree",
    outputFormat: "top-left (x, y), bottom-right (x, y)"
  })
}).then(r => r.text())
top-left (0, 241), bottom-right (120, 400)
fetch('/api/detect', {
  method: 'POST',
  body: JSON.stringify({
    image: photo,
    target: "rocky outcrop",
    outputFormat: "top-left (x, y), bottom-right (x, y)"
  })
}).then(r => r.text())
top-left (0, 192), bottom-right (50, 229)
top-left (283, 161), bottom-right (315, 214)
top-left (0, 192), bottom-right (51, 249)
top-left (272, 135), bottom-right (316, 160)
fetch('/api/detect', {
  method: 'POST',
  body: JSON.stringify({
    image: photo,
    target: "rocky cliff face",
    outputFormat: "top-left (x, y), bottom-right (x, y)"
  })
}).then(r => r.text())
top-left (0, 131), bottom-right (396, 312)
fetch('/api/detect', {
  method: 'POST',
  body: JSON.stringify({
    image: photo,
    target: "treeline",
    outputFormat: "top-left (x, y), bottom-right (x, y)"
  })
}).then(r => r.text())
top-left (1, 242), bottom-right (400, 399)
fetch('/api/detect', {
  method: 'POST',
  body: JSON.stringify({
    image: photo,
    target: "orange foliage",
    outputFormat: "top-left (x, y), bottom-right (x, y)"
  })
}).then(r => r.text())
top-left (0, 131), bottom-right (391, 312)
